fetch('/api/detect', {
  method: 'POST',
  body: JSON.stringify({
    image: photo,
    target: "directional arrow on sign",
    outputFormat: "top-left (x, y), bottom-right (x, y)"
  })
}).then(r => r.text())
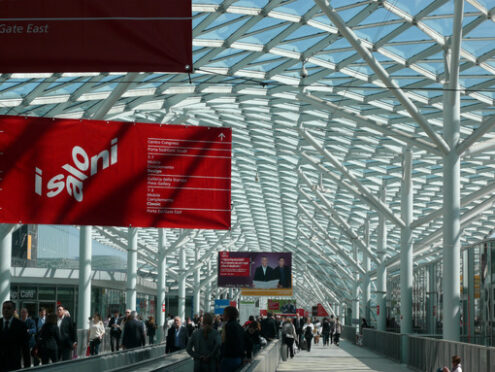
top-left (218, 133), bottom-right (225, 141)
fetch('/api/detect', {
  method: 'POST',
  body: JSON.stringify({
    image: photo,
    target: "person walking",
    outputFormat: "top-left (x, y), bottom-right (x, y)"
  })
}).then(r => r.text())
top-left (56, 305), bottom-right (77, 361)
top-left (38, 313), bottom-right (59, 365)
top-left (32, 307), bottom-right (46, 366)
top-left (20, 308), bottom-right (36, 367)
top-left (122, 311), bottom-right (145, 350)
top-left (333, 317), bottom-right (342, 346)
top-left (145, 316), bottom-right (157, 345)
top-left (302, 318), bottom-right (314, 352)
top-left (186, 313), bottom-right (221, 372)
top-left (329, 315), bottom-right (336, 344)
top-left (294, 314), bottom-right (303, 350)
top-left (220, 306), bottom-right (244, 372)
top-left (281, 318), bottom-right (296, 359)
top-left (166, 316), bottom-right (189, 353)
top-left (442, 355), bottom-right (462, 372)
top-left (260, 312), bottom-right (277, 341)
top-left (0, 301), bottom-right (29, 372)
top-left (244, 321), bottom-right (261, 361)
top-left (321, 318), bottom-right (330, 346)
top-left (108, 311), bottom-right (122, 352)
top-left (87, 313), bottom-right (105, 355)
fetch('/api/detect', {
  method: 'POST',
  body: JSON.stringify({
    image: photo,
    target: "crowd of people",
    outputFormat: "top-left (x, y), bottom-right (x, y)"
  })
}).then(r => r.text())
top-left (1, 299), bottom-right (462, 372)
top-left (0, 300), bottom-right (78, 371)
top-left (0, 300), bottom-right (161, 371)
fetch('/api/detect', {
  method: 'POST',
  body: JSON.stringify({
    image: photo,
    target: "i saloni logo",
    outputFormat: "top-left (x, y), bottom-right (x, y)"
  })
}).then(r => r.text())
top-left (34, 138), bottom-right (118, 202)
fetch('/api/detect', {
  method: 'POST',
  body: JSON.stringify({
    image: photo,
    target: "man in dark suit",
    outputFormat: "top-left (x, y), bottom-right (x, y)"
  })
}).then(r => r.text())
top-left (260, 312), bottom-right (278, 341)
top-left (253, 256), bottom-right (274, 282)
top-left (272, 257), bottom-right (291, 288)
top-left (122, 311), bottom-right (145, 349)
top-left (0, 300), bottom-right (29, 372)
top-left (294, 314), bottom-right (303, 350)
top-left (56, 305), bottom-right (77, 361)
top-left (108, 310), bottom-right (123, 352)
top-left (165, 316), bottom-right (188, 353)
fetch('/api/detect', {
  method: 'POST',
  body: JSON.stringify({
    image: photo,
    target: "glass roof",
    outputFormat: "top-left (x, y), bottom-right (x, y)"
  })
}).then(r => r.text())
top-left (2, 0), bottom-right (495, 305)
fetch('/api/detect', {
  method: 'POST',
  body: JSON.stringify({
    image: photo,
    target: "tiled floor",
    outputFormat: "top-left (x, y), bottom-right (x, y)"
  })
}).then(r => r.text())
top-left (276, 341), bottom-right (412, 372)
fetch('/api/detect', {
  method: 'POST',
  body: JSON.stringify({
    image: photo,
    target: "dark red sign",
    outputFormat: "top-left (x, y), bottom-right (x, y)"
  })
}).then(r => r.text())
top-left (218, 252), bottom-right (251, 277)
top-left (0, 0), bottom-right (192, 73)
top-left (0, 116), bottom-right (231, 229)
top-left (312, 304), bottom-right (329, 317)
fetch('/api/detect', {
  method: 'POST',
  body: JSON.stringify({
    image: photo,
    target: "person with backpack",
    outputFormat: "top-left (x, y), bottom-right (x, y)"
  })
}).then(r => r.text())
top-left (302, 319), bottom-right (314, 352)
top-left (281, 318), bottom-right (297, 359)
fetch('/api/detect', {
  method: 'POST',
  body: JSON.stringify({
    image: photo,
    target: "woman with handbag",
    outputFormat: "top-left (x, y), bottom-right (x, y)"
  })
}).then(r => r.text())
top-left (87, 314), bottom-right (105, 355)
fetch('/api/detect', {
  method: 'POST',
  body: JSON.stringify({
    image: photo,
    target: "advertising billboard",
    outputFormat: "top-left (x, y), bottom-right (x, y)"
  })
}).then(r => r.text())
top-left (0, 116), bottom-right (231, 229)
top-left (267, 299), bottom-right (296, 316)
top-left (217, 251), bottom-right (292, 296)
top-left (0, 0), bottom-right (192, 73)
top-left (214, 299), bottom-right (236, 315)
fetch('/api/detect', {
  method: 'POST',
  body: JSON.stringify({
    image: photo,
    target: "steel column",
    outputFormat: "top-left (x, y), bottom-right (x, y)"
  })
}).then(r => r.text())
top-left (178, 246), bottom-right (186, 321)
top-left (361, 219), bottom-right (371, 324)
top-left (193, 247), bottom-right (201, 316)
top-left (156, 229), bottom-right (167, 342)
top-left (443, 37), bottom-right (462, 341)
top-left (204, 260), bottom-right (212, 311)
top-left (400, 147), bottom-right (413, 363)
top-left (466, 248), bottom-right (475, 342)
top-left (426, 264), bottom-right (437, 334)
top-left (126, 227), bottom-right (138, 310)
top-left (377, 186), bottom-right (388, 331)
top-left (0, 225), bottom-right (14, 306)
top-left (77, 226), bottom-right (92, 330)
top-left (352, 240), bottom-right (359, 335)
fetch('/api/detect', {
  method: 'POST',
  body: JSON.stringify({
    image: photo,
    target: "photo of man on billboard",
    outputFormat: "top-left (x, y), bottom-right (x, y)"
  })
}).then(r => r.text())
top-left (272, 256), bottom-right (291, 288)
top-left (217, 251), bottom-right (293, 296)
top-left (253, 256), bottom-right (274, 281)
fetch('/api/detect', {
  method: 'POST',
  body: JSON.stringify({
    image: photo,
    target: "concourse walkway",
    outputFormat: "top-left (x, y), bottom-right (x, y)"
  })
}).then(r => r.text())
top-left (276, 341), bottom-right (410, 372)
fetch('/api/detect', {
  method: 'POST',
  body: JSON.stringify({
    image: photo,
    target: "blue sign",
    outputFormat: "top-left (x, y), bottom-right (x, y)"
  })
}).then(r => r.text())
top-left (214, 299), bottom-right (231, 315)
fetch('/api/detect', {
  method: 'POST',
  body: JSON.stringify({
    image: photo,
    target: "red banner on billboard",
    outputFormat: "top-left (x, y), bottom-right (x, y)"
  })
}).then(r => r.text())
top-left (0, 116), bottom-right (231, 229)
top-left (218, 252), bottom-right (251, 277)
top-left (0, 0), bottom-right (192, 73)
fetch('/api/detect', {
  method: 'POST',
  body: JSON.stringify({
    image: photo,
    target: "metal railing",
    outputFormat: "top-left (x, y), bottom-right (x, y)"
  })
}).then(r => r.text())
top-left (361, 328), bottom-right (402, 362)
top-left (342, 325), bottom-right (357, 344)
top-left (239, 339), bottom-right (281, 372)
top-left (408, 334), bottom-right (495, 372)
top-left (354, 328), bottom-right (495, 371)
top-left (20, 342), bottom-right (191, 372)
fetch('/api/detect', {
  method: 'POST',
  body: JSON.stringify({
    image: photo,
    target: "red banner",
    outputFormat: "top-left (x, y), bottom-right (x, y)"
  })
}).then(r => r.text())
top-left (0, 116), bottom-right (231, 229)
top-left (0, 0), bottom-right (192, 73)
top-left (218, 252), bottom-right (251, 277)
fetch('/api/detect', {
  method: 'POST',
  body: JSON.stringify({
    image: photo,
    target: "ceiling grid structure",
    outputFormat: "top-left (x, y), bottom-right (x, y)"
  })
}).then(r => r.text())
top-left (2, 0), bottom-right (495, 309)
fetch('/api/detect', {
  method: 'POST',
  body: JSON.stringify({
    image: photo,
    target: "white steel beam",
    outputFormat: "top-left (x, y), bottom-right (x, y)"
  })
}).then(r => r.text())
top-left (301, 145), bottom-right (404, 227)
top-left (457, 115), bottom-right (495, 155)
top-left (411, 181), bottom-right (495, 229)
top-left (300, 129), bottom-right (405, 228)
top-left (298, 169), bottom-right (379, 264)
top-left (297, 206), bottom-right (366, 275)
top-left (297, 92), bottom-right (443, 156)
top-left (313, 0), bottom-right (450, 155)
